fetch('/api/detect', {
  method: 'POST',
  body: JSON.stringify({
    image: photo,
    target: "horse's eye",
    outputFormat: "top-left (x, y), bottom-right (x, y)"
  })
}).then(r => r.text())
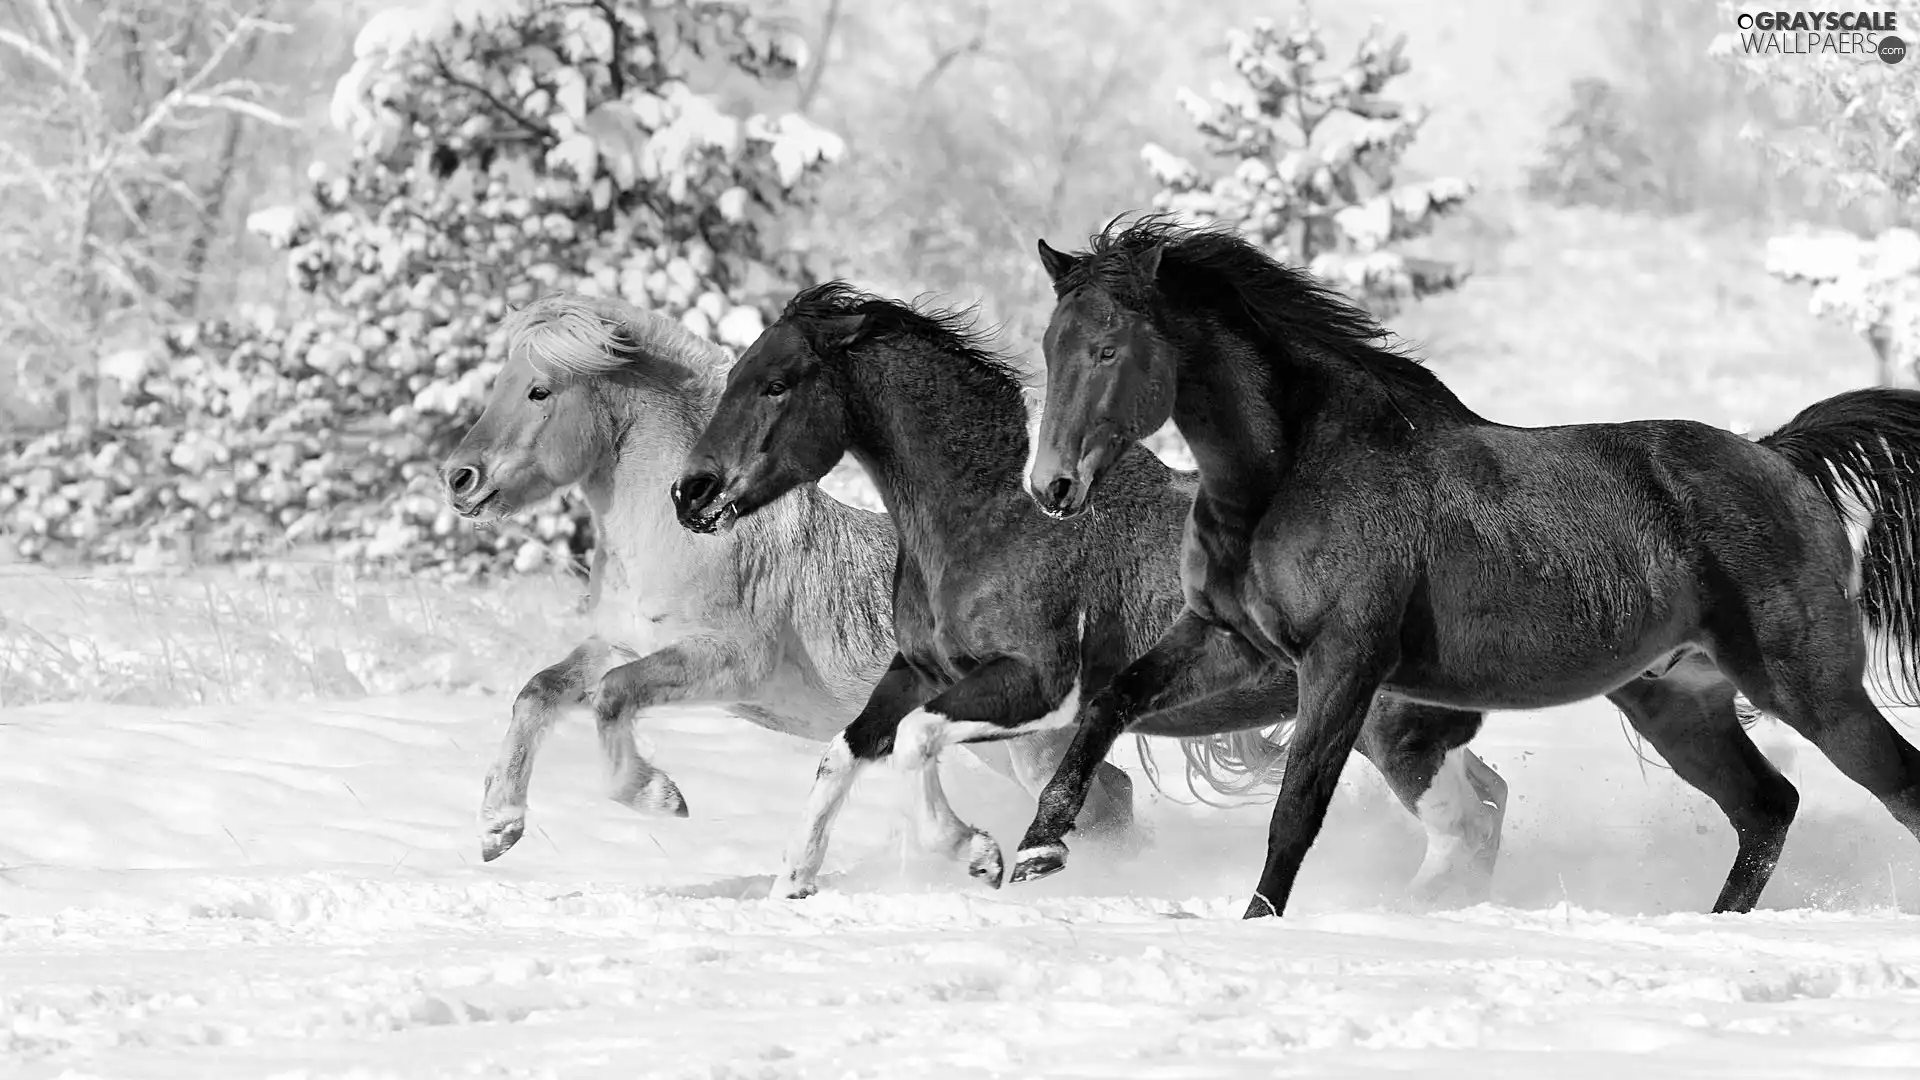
top-left (527, 386), bottom-right (551, 402)
top-left (764, 380), bottom-right (789, 398)
top-left (1098, 345), bottom-right (1117, 361)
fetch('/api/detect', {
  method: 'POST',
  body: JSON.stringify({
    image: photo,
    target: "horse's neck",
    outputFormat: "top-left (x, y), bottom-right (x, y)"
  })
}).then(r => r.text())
top-left (1174, 320), bottom-right (1454, 508)
top-left (845, 342), bottom-right (1028, 568)
top-left (583, 453), bottom-right (702, 599)
top-left (580, 382), bottom-right (733, 620)
top-left (1171, 326), bottom-right (1298, 509)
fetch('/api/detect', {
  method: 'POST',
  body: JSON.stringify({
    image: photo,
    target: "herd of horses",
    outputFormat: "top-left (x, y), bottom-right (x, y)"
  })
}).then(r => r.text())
top-left (441, 214), bottom-right (1920, 919)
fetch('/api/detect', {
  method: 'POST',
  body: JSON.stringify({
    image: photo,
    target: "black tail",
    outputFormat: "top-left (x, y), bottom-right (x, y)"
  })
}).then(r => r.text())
top-left (1760, 387), bottom-right (1920, 703)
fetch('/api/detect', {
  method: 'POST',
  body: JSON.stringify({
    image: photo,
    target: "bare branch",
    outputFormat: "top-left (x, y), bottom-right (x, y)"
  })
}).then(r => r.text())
top-left (82, 8), bottom-right (291, 216)
top-left (118, 13), bottom-right (289, 151)
top-left (1043, 49), bottom-right (1129, 220)
top-left (176, 92), bottom-right (294, 128)
top-left (27, 0), bottom-right (82, 57)
top-left (0, 25), bottom-right (79, 87)
top-left (914, 1), bottom-right (990, 99)
top-left (592, 0), bottom-right (626, 97)
top-left (0, 143), bottom-right (62, 202)
top-left (430, 45), bottom-right (555, 140)
top-left (797, 0), bottom-right (842, 112)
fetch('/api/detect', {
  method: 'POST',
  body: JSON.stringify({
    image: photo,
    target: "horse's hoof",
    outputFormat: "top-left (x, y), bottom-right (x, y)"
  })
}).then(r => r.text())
top-left (620, 773), bottom-right (689, 818)
top-left (480, 817), bottom-right (525, 863)
top-left (1008, 842), bottom-right (1068, 884)
top-left (1409, 868), bottom-right (1493, 912)
top-left (771, 874), bottom-right (817, 900)
top-left (1241, 893), bottom-right (1279, 920)
top-left (966, 833), bottom-right (1005, 888)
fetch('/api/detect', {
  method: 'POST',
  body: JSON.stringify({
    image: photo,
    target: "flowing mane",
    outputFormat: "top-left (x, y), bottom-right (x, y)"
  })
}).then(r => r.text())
top-left (502, 291), bottom-right (728, 385)
top-left (1065, 215), bottom-right (1476, 421)
top-left (782, 281), bottom-right (1032, 405)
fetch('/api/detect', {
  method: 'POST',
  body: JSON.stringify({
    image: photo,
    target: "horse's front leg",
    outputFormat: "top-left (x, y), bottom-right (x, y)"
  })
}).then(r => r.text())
top-left (1007, 731), bottom-right (1136, 840)
top-left (1007, 610), bottom-right (1268, 883)
top-left (1246, 626), bottom-right (1397, 920)
top-left (774, 655), bottom-right (935, 899)
top-left (591, 632), bottom-right (765, 818)
top-left (887, 654), bottom-right (1084, 887)
top-left (480, 637), bottom-right (636, 861)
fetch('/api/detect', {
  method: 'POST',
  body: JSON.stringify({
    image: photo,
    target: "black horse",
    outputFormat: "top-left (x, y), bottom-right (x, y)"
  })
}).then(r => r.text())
top-left (671, 282), bottom-right (1507, 902)
top-left (1014, 214), bottom-right (1920, 920)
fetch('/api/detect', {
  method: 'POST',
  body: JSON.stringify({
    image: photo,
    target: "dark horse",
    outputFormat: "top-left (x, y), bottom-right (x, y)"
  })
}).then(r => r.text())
top-left (1015, 214), bottom-right (1920, 919)
top-left (672, 282), bottom-right (1508, 902)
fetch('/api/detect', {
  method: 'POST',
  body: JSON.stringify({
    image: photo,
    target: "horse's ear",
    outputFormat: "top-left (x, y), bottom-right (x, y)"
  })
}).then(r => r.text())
top-left (1133, 241), bottom-right (1165, 286)
top-left (1036, 238), bottom-right (1079, 286)
top-left (815, 313), bottom-right (871, 353)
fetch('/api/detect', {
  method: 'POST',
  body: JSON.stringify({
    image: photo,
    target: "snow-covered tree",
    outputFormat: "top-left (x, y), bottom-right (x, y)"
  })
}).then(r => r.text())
top-left (0, 0), bottom-right (294, 432)
top-left (0, 0), bottom-right (841, 574)
top-left (1766, 228), bottom-right (1920, 387)
top-left (1141, 7), bottom-right (1472, 319)
top-left (1714, 1), bottom-right (1920, 383)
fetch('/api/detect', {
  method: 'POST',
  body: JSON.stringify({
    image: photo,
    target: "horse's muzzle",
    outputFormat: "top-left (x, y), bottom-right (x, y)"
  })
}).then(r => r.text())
top-left (1029, 474), bottom-right (1092, 520)
top-left (672, 471), bottom-right (740, 534)
top-left (443, 461), bottom-right (499, 519)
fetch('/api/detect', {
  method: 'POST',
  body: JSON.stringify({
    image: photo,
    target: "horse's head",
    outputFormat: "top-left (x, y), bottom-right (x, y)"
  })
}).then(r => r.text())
top-left (1027, 232), bottom-right (1179, 520)
top-left (442, 293), bottom-right (713, 523)
top-left (674, 310), bottom-right (857, 535)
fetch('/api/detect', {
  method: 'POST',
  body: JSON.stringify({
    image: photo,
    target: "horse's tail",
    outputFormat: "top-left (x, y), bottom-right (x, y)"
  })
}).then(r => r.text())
top-left (1759, 386), bottom-right (1920, 703)
top-left (1134, 725), bottom-right (1297, 807)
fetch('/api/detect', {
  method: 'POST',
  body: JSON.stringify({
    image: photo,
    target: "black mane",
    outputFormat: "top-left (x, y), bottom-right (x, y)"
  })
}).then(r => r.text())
top-left (1066, 214), bottom-right (1470, 417)
top-left (782, 281), bottom-right (1031, 396)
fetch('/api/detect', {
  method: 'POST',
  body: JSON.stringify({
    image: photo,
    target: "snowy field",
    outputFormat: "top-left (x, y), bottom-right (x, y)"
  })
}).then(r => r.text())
top-left (4, 566), bottom-right (1920, 1080)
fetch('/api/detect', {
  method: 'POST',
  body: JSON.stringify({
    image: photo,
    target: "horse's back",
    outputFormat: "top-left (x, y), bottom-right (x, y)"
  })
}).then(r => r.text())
top-left (1432, 417), bottom-right (1831, 556)
top-left (1377, 418), bottom-right (1850, 706)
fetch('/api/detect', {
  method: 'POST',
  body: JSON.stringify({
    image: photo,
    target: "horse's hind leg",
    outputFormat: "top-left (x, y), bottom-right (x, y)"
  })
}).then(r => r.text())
top-left (1607, 659), bottom-right (1800, 913)
top-left (774, 655), bottom-right (935, 899)
top-left (1355, 701), bottom-right (1504, 908)
top-left (1007, 731), bottom-right (1136, 839)
top-left (1724, 638), bottom-right (1920, 852)
top-left (480, 637), bottom-right (637, 861)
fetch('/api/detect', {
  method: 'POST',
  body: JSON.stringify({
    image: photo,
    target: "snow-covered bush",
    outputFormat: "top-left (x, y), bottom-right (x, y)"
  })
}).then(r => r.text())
top-left (0, 0), bottom-right (841, 575)
top-left (1140, 8), bottom-right (1472, 319)
top-left (1714, 2), bottom-right (1920, 382)
top-left (1767, 229), bottom-right (1920, 385)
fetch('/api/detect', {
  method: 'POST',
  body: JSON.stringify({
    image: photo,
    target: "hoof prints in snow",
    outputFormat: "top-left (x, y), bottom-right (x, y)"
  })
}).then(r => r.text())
top-left (4, 695), bottom-right (1920, 1078)
top-left (4, 882), bottom-right (1920, 1077)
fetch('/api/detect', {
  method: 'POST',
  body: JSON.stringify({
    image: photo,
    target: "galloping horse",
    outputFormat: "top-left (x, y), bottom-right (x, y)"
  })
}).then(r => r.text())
top-left (1014, 215), bottom-right (1920, 919)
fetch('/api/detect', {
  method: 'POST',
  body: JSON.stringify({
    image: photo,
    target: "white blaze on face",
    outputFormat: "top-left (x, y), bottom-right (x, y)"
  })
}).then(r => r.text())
top-left (1021, 385), bottom-right (1049, 497)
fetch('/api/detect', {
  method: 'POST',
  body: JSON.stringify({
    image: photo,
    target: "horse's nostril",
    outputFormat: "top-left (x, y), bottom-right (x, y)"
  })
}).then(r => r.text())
top-left (675, 472), bottom-right (722, 512)
top-left (1046, 476), bottom-right (1074, 508)
top-left (447, 466), bottom-right (481, 497)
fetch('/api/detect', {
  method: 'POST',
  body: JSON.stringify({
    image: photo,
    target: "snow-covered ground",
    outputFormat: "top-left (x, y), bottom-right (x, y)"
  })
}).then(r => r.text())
top-left (5, 672), bottom-right (1920, 1079)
